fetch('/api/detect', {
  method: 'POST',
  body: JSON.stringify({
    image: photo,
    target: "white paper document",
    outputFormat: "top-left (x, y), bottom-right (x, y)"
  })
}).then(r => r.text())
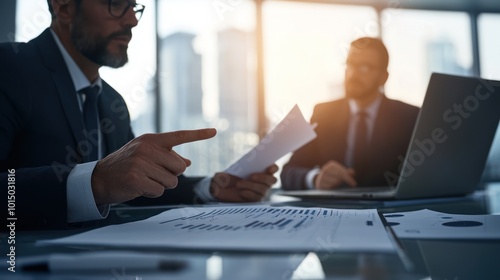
top-left (384, 209), bottom-right (500, 239)
top-left (40, 206), bottom-right (394, 253)
top-left (225, 105), bottom-right (316, 178)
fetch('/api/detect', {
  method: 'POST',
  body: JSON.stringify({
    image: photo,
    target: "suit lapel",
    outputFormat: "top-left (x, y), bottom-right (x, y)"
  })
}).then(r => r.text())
top-left (98, 81), bottom-right (134, 155)
top-left (369, 96), bottom-right (391, 161)
top-left (320, 100), bottom-right (349, 163)
top-left (98, 87), bottom-right (119, 154)
top-left (34, 29), bottom-right (87, 153)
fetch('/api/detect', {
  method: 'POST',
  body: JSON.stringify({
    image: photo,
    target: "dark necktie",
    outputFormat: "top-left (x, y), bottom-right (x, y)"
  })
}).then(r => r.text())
top-left (79, 86), bottom-right (100, 162)
top-left (352, 111), bottom-right (368, 172)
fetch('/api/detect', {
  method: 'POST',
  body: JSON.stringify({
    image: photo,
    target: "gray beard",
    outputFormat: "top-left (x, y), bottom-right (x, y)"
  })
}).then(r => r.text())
top-left (70, 18), bottom-right (129, 68)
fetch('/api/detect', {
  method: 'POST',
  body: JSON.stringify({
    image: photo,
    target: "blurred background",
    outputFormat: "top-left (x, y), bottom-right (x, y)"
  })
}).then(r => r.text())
top-left (2, 0), bottom-right (499, 182)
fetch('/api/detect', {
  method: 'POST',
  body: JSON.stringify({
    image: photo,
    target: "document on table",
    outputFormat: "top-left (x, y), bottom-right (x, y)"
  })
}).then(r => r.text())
top-left (39, 206), bottom-right (395, 253)
top-left (384, 209), bottom-right (500, 239)
top-left (225, 104), bottom-right (316, 178)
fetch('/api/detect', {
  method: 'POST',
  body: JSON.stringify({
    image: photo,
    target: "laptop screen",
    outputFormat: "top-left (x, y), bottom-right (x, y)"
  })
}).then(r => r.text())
top-left (480, 123), bottom-right (500, 183)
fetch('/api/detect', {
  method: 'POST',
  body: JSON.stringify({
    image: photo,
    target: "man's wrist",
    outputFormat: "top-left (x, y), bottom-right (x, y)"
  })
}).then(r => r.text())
top-left (193, 176), bottom-right (216, 202)
top-left (67, 161), bottom-right (109, 223)
top-left (90, 160), bottom-right (106, 206)
top-left (305, 167), bottom-right (320, 189)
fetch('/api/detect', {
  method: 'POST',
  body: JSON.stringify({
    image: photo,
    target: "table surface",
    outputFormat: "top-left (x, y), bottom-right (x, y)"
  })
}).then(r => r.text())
top-left (2, 183), bottom-right (500, 280)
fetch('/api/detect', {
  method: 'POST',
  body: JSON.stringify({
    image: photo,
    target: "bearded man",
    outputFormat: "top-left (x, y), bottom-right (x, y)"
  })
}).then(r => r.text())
top-left (0, 0), bottom-right (277, 230)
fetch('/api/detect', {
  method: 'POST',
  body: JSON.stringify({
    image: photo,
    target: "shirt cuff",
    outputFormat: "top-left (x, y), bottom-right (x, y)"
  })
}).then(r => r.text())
top-left (67, 161), bottom-right (110, 223)
top-left (193, 176), bottom-right (217, 202)
top-left (305, 167), bottom-right (320, 190)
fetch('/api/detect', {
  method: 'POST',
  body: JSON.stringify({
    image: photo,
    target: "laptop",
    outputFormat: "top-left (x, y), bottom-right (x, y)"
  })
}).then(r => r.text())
top-left (280, 73), bottom-right (500, 200)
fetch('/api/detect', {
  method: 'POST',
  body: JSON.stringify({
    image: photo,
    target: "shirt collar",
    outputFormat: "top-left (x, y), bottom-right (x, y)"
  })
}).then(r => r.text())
top-left (50, 29), bottom-right (102, 93)
top-left (348, 94), bottom-right (383, 120)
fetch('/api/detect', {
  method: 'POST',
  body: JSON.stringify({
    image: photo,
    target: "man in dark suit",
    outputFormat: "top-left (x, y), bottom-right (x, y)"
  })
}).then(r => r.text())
top-left (281, 37), bottom-right (419, 190)
top-left (0, 0), bottom-right (277, 230)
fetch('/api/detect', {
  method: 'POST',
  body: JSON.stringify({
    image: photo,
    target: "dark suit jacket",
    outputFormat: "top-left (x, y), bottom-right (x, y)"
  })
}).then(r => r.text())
top-left (281, 96), bottom-right (419, 190)
top-left (0, 29), bottom-right (203, 230)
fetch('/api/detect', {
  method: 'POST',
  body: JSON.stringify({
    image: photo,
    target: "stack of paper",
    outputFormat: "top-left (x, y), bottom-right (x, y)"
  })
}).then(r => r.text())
top-left (40, 206), bottom-right (394, 253)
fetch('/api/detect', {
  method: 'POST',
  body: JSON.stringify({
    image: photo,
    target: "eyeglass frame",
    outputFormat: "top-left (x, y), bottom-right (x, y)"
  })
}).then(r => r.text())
top-left (107, 0), bottom-right (145, 21)
top-left (344, 61), bottom-right (384, 74)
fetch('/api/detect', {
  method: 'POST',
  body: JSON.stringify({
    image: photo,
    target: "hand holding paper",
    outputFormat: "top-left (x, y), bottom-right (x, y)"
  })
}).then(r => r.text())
top-left (210, 164), bottom-right (279, 202)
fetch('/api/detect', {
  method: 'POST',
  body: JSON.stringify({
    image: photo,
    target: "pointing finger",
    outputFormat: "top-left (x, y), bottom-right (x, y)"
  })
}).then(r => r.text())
top-left (159, 128), bottom-right (217, 148)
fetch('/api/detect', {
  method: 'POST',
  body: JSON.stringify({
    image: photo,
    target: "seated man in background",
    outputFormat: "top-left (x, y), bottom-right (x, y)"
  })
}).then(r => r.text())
top-left (281, 37), bottom-right (418, 190)
top-left (0, 0), bottom-right (277, 230)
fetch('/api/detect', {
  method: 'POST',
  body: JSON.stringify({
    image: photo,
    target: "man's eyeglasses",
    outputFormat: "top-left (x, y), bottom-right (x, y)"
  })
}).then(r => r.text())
top-left (345, 62), bottom-right (379, 74)
top-left (108, 0), bottom-right (145, 21)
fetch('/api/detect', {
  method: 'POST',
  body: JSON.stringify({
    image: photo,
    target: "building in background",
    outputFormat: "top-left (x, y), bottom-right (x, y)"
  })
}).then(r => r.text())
top-left (216, 29), bottom-right (259, 170)
top-left (159, 30), bottom-right (259, 176)
top-left (218, 29), bottom-right (257, 132)
top-left (160, 32), bottom-right (204, 131)
top-left (160, 32), bottom-right (213, 175)
top-left (426, 38), bottom-right (471, 76)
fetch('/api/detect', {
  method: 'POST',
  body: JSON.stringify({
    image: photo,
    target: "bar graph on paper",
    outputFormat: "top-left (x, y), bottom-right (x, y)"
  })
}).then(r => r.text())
top-left (161, 207), bottom-right (335, 233)
top-left (41, 206), bottom-right (395, 253)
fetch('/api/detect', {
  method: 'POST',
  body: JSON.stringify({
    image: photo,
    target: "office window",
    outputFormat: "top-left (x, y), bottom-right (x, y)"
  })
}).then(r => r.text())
top-left (158, 0), bottom-right (258, 176)
top-left (263, 1), bottom-right (379, 122)
top-left (381, 9), bottom-right (473, 106)
top-left (479, 13), bottom-right (500, 181)
top-left (262, 1), bottom-right (379, 181)
top-left (15, 0), bottom-right (50, 41)
top-left (262, 1), bottom-right (378, 180)
top-left (15, 0), bottom-right (156, 137)
top-left (479, 14), bottom-right (500, 80)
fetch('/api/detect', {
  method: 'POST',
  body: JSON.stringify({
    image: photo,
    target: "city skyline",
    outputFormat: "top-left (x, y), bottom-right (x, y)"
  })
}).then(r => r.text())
top-left (14, 0), bottom-right (500, 177)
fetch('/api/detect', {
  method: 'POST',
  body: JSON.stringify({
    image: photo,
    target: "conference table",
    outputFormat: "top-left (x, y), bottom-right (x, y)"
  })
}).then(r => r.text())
top-left (2, 183), bottom-right (500, 279)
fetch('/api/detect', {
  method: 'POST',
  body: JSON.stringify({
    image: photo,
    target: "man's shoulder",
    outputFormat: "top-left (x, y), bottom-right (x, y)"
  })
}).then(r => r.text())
top-left (382, 97), bottom-right (420, 121)
top-left (383, 97), bottom-right (419, 111)
top-left (0, 41), bottom-right (23, 54)
top-left (313, 98), bottom-right (347, 111)
top-left (100, 81), bottom-right (128, 107)
top-left (0, 35), bottom-right (46, 72)
top-left (101, 81), bottom-right (123, 98)
top-left (0, 30), bottom-right (49, 57)
top-left (1, 29), bottom-right (58, 66)
top-left (0, 41), bottom-right (37, 86)
top-left (0, 41), bottom-right (32, 63)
